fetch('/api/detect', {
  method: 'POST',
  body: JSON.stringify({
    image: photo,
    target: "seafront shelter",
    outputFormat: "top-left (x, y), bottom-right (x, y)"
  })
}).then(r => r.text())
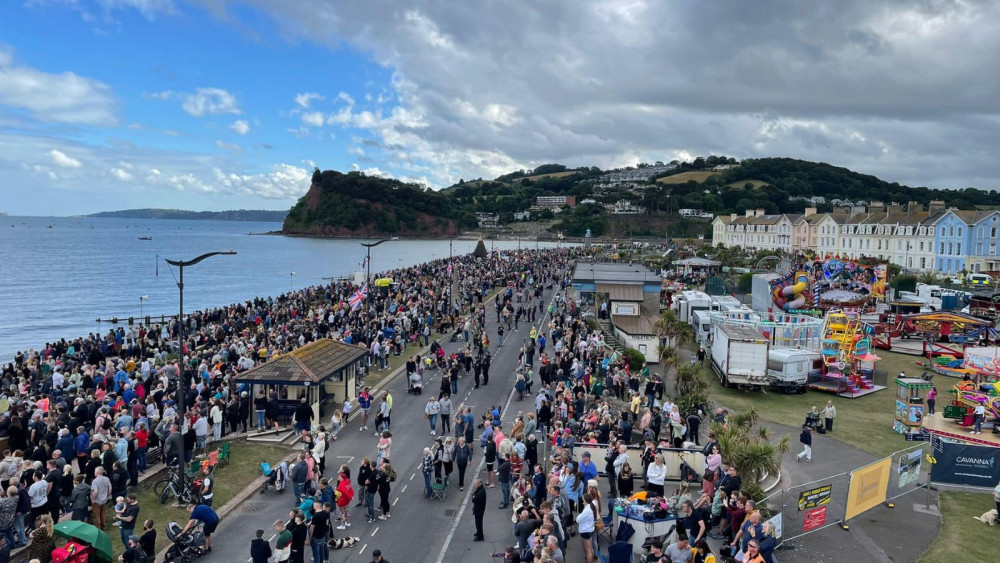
top-left (235, 338), bottom-right (368, 423)
top-left (572, 262), bottom-right (663, 363)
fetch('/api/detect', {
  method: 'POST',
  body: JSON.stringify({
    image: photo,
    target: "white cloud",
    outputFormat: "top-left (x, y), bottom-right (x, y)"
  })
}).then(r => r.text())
top-left (0, 47), bottom-right (117, 126)
top-left (229, 119), bottom-right (250, 135)
top-left (109, 167), bottom-right (134, 181)
top-left (49, 149), bottom-right (82, 168)
top-left (294, 92), bottom-right (324, 108)
top-left (152, 87), bottom-right (241, 117)
top-left (301, 111), bottom-right (325, 127)
top-left (214, 139), bottom-right (243, 153)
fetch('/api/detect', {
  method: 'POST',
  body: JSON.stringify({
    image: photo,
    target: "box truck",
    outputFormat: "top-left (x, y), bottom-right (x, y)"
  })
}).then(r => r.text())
top-left (711, 323), bottom-right (770, 388)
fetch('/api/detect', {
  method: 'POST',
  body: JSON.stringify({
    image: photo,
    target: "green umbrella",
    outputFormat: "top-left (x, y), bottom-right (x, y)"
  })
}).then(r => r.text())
top-left (53, 520), bottom-right (114, 562)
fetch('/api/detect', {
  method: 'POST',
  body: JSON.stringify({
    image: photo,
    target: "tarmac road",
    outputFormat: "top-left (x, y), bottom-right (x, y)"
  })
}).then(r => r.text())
top-left (202, 280), bottom-right (565, 563)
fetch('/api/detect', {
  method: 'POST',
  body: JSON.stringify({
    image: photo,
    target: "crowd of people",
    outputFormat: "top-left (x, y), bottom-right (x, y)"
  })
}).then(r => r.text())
top-left (0, 247), bottom-right (576, 562)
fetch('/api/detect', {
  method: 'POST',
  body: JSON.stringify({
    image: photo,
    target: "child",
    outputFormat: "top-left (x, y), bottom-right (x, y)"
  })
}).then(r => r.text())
top-left (112, 496), bottom-right (126, 528)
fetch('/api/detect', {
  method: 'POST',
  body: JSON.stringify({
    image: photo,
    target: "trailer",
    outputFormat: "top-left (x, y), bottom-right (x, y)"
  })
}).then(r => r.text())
top-left (692, 309), bottom-right (713, 344)
top-left (711, 323), bottom-right (770, 388)
top-left (767, 348), bottom-right (822, 393)
top-left (675, 290), bottom-right (712, 325)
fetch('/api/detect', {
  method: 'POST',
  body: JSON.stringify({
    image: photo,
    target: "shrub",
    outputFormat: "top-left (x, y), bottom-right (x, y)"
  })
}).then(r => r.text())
top-left (622, 348), bottom-right (646, 371)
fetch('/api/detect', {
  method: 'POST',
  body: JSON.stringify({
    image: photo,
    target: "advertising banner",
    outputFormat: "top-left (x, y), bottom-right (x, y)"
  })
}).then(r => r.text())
top-left (897, 450), bottom-right (922, 488)
top-left (797, 484), bottom-right (832, 511)
top-left (872, 264), bottom-right (888, 299)
top-left (845, 457), bottom-right (892, 521)
top-left (766, 513), bottom-right (783, 539)
top-left (930, 441), bottom-right (1000, 488)
top-left (803, 506), bottom-right (827, 532)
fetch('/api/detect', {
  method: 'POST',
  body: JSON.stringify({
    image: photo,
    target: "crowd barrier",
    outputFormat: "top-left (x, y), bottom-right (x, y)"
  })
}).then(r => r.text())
top-left (574, 443), bottom-right (706, 481)
top-left (769, 444), bottom-right (927, 546)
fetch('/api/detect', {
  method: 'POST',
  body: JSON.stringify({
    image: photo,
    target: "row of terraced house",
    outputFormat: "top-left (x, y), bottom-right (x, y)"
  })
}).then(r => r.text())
top-left (711, 200), bottom-right (1000, 275)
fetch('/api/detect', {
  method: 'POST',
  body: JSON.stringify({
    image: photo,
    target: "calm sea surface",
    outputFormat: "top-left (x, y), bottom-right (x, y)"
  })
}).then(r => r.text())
top-left (0, 216), bottom-right (562, 362)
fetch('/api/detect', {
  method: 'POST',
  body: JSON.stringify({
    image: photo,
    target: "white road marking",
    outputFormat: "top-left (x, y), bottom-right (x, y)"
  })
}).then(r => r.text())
top-left (359, 543), bottom-right (367, 553)
top-left (435, 287), bottom-right (557, 561)
top-left (410, 473), bottom-right (416, 481)
top-left (371, 526), bottom-right (379, 537)
top-left (400, 484), bottom-right (407, 494)
top-left (392, 497), bottom-right (399, 506)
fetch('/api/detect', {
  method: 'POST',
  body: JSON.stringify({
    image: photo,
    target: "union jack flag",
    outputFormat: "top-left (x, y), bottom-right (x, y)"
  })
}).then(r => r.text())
top-left (349, 284), bottom-right (369, 311)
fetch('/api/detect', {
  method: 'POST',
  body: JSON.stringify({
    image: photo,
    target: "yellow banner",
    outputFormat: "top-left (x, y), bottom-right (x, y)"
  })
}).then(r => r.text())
top-left (845, 457), bottom-right (892, 521)
top-left (872, 264), bottom-right (888, 299)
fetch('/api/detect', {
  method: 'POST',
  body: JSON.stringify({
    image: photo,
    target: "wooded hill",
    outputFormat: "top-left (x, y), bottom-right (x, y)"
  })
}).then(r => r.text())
top-left (283, 159), bottom-right (997, 238)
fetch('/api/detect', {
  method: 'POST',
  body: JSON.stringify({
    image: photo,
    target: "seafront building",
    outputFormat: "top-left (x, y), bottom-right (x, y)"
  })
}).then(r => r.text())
top-left (712, 200), bottom-right (1000, 275)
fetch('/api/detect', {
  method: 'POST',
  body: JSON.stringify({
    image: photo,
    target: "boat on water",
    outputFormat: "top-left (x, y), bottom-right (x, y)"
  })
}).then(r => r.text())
top-left (138, 236), bottom-right (153, 241)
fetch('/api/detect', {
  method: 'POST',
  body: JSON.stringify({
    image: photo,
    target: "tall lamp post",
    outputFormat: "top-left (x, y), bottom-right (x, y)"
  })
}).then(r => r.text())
top-left (290, 272), bottom-right (296, 293)
top-left (448, 237), bottom-right (458, 315)
top-left (164, 250), bottom-right (236, 489)
top-left (361, 239), bottom-right (390, 307)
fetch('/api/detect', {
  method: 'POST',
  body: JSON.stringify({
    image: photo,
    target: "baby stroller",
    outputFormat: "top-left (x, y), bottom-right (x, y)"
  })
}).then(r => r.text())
top-left (164, 520), bottom-right (206, 563)
top-left (408, 372), bottom-right (423, 395)
top-left (259, 460), bottom-right (289, 494)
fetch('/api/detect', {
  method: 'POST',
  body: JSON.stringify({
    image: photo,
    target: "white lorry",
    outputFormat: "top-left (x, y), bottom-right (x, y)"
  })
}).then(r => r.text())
top-left (766, 348), bottom-right (822, 393)
top-left (711, 323), bottom-right (770, 388)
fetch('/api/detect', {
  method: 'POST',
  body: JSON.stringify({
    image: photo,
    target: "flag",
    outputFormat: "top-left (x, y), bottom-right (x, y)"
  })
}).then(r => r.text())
top-left (360, 255), bottom-right (370, 268)
top-left (349, 284), bottom-right (369, 311)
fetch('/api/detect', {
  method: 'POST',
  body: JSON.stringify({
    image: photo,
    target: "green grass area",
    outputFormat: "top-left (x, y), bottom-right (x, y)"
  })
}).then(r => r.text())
top-left (705, 349), bottom-right (929, 458)
top-left (919, 491), bottom-right (994, 562)
top-left (656, 170), bottom-right (721, 184)
top-left (110, 442), bottom-right (290, 558)
top-left (725, 179), bottom-right (771, 189)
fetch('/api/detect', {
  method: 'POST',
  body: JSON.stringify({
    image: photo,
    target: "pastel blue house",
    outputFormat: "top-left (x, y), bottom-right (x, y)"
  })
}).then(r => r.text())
top-left (934, 211), bottom-right (968, 274)
top-left (967, 211), bottom-right (1000, 273)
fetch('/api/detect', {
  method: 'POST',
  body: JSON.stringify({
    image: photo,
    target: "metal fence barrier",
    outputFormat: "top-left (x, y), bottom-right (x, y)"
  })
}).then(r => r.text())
top-left (885, 443), bottom-right (927, 503)
top-left (779, 472), bottom-right (850, 545)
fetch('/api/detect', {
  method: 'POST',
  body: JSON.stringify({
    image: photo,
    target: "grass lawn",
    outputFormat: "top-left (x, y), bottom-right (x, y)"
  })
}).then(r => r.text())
top-left (726, 179), bottom-right (770, 189)
top-left (704, 349), bottom-right (932, 458)
top-left (110, 442), bottom-right (291, 559)
top-left (919, 491), bottom-right (995, 562)
top-left (656, 170), bottom-right (721, 184)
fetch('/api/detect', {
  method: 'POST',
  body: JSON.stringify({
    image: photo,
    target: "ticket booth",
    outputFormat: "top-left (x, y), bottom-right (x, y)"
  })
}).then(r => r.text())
top-left (893, 377), bottom-right (932, 434)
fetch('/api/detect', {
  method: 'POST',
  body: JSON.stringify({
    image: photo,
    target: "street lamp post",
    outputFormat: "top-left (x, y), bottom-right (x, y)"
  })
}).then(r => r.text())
top-left (290, 272), bottom-right (296, 293)
top-left (360, 239), bottom-right (390, 307)
top-left (139, 295), bottom-right (148, 320)
top-left (164, 250), bottom-right (236, 489)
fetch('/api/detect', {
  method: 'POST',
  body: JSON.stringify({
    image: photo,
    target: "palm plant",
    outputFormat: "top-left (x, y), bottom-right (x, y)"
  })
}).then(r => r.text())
top-left (674, 364), bottom-right (711, 414)
top-left (711, 407), bottom-right (789, 498)
top-left (653, 309), bottom-right (692, 360)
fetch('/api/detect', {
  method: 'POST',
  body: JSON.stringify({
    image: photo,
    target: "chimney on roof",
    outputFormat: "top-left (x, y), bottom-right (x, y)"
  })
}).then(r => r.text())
top-left (928, 200), bottom-right (946, 215)
top-left (868, 201), bottom-right (885, 214)
top-left (755, 208), bottom-right (765, 217)
top-left (730, 213), bottom-right (737, 222)
top-left (805, 207), bottom-right (817, 216)
top-left (887, 202), bottom-right (903, 214)
top-left (746, 209), bottom-right (754, 217)
top-left (906, 201), bottom-right (924, 213)
top-left (849, 206), bottom-right (866, 218)
top-left (833, 206), bottom-right (850, 215)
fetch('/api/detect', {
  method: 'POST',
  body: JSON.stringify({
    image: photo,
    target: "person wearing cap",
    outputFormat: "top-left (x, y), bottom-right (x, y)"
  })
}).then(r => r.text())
top-left (119, 533), bottom-right (146, 563)
top-left (579, 452), bottom-right (598, 483)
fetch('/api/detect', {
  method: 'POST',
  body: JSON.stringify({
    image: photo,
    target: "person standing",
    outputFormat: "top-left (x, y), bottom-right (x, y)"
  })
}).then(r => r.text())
top-left (497, 455), bottom-right (511, 509)
top-left (250, 529), bottom-right (272, 563)
top-left (927, 387), bottom-right (937, 417)
top-left (796, 425), bottom-right (812, 462)
top-left (454, 437), bottom-right (472, 491)
top-left (439, 394), bottom-right (453, 435)
top-left (116, 493), bottom-right (140, 547)
top-left (471, 479), bottom-right (486, 542)
top-left (273, 520), bottom-right (292, 563)
top-left (823, 401), bottom-right (837, 433)
top-left (421, 448), bottom-right (434, 498)
top-left (425, 397), bottom-right (440, 435)
top-left (376, 462), bottom-right (392, 520)
top-left (309, 502), bottom-right (331, 563)
top-left (358, 387), bottom-right (372, 432)
top-left (90, 467), bottom-right (112, 529)
top-left (972, 403), bottom-right (986, 434)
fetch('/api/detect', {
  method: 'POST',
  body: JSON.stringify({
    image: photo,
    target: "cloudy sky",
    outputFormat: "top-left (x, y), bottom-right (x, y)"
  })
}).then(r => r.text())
top-left (2, 0), bottom-right (999, 215)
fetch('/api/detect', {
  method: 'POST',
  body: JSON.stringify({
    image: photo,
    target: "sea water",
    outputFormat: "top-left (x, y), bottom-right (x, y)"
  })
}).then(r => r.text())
top-left (0, 216), bottom-right (560, 361)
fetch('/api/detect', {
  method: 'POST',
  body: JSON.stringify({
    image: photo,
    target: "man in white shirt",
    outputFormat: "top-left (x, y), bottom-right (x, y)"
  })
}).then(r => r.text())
top-left (972, 403), bottom-right (987, 434)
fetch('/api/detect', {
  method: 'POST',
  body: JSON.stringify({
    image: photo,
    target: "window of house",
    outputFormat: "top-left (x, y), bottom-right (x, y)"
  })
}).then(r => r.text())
top-left (950, 226), bottom-right (955, 237)
top-left (920, 257), bottom-right (926, 269)
top-left (959, 227), bottom-right (963, 237)
top-left (957, 243), bottom-right (962, 255)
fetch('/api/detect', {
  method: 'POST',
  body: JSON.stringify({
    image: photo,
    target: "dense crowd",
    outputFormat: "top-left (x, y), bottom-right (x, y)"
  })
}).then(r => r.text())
top-left (0, 247), bottom-right (576, 562)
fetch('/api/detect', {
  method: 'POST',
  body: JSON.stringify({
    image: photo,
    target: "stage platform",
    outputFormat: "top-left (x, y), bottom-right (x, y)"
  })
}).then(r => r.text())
top-left (923, 414), bottom-right (1000, 447)
top-left (808, 378), bottom-right (886, 399)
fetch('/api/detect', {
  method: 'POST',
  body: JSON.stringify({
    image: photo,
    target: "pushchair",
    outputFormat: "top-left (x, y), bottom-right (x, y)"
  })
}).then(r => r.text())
top-left (259, 460), bottom-right (289, 494)
top-left (408, 372), bottom-right (424, 395)
top-left (164, 520), bottom-right (206, 563)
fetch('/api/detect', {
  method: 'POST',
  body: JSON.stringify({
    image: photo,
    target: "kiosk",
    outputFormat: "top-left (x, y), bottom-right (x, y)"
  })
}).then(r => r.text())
top-left (893, 378), bottom-right (932, 435)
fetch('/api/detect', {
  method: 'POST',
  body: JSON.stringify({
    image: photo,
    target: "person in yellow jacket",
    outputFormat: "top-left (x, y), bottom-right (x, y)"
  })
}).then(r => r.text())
top-left (740, 539), bottom-right (765, 563)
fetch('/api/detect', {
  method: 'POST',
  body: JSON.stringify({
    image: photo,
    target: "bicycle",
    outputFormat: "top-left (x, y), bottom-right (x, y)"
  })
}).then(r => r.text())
top-left (153, 468), bottom-right (205, 506)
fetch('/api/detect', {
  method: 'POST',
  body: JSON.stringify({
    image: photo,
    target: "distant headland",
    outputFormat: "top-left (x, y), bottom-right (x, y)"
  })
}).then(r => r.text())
top-left (87, 208), bottom-right (288, 222)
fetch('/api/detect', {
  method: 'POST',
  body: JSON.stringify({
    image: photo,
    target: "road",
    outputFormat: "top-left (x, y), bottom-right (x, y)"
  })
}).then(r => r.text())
top-left (203, 279), bottom-right (565, 563)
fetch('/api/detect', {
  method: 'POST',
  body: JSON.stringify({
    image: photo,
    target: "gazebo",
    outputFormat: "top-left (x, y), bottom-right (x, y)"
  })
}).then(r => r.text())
top-left (673, 257), bottom-right (722, 276)
top-left (235, 339), bottom-right (368, 423)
